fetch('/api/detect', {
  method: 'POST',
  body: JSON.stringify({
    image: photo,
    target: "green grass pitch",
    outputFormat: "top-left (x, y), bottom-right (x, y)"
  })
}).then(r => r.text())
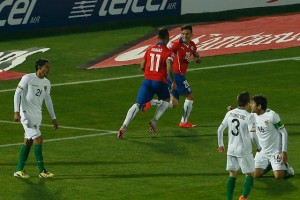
top-left (0, 26), bottom-right (299, 200)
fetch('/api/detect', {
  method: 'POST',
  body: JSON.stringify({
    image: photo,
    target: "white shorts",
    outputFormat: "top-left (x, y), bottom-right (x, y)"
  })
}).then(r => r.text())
top-left (20, 113), bottom-right (42, 139)
top-left (254, 151), bottom-right (286, 171)
top-left (226, 154), bottom-right (255, 174)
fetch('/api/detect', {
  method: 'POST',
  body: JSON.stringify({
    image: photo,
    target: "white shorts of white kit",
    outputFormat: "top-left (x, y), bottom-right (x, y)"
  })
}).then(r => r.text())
top-left (255, 151), bottom-right (286, 171)
top-left (21, 113), bottom-right (42, 140)
top-left (226, 154), bottom-right (255, 174)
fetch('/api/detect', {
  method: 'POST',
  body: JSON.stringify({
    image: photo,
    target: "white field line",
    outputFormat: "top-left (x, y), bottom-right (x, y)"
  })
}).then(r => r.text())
top-left (1, 56), bottom-right (299, 93)
top-left (0, 120), bottom-right (117, 148)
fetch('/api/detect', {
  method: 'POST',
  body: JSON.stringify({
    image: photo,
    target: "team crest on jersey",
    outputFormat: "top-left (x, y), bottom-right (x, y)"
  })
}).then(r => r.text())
top-left (264, 120), bottom-right (270, 125)
top-left (44, 86), bottom-right (47, 91)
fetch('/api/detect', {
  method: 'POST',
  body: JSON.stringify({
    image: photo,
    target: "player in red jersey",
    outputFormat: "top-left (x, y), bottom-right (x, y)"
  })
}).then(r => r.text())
top-left (143, 24), bottom-right (201, 128)
top-left (118, 28), bottom-right (176, 138)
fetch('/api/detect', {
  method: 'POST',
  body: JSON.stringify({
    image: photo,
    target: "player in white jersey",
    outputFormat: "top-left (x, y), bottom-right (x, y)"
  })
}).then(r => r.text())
top-left (13, 58), bottom-right (58, 179)
top-left (251, 95), bottom-right (294, 179)
top-left (218, 92), bottom-right (260, 200)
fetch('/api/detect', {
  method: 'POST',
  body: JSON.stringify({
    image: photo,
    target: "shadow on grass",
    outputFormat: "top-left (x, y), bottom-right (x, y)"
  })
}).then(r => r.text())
top-left (0, 161), bottom-right (145, 167)
top-left (54, 172), bottom-right (225, 180)
top-left (255, 175), bottom-right (298, 197)
top-left (16, 178), bottom-right (62, 200)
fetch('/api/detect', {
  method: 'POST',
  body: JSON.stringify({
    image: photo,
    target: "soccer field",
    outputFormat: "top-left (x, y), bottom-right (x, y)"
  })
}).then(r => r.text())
top-left (0, 26), bottom-right (299, 200)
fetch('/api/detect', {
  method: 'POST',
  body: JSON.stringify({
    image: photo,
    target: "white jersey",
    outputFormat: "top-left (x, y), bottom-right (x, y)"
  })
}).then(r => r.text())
top-left (16, 73), bottom-right (51, 117)
top-left (218, 108), bottom-right (256, 157)
top-left (253, 109), bottom-right (284, 156)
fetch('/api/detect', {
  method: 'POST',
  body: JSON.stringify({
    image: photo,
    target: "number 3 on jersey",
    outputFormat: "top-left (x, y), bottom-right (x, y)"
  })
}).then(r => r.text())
top-left (231, 119), bottom-right (240, 136)
top-left (149, 53), bottom-right (161, 72)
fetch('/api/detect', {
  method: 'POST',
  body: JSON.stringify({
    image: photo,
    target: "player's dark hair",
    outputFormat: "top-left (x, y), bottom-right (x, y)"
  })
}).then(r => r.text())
top-left (181, 24), bottom-right (193, 32)
top-left (252, 95), bottom-right (267, 110)
top-left (158, 28), bottom-right (169, 40)
top-left (35, 58), bottom-right (49, 71)
top-left (237, 91), bottom-right (250, 107)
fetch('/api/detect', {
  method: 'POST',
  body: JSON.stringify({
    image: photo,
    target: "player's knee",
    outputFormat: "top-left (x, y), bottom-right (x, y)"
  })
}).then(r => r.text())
top-left (254, 170), bottom-right (263, 178)
top-left (24, 139), bottom-right (33, 146)
top-left (274, 171), bottom-right (286, 179)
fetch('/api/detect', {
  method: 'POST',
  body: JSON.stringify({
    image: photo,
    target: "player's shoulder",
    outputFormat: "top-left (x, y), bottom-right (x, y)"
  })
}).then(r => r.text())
top-left (21, 73), bottom-right (34, 81)
top-left (189, 40), bottom-right (196, 46)
top-left (168, 39), bottom-right (180, 47)
top-left (265, 109), bottom-right (276, 116)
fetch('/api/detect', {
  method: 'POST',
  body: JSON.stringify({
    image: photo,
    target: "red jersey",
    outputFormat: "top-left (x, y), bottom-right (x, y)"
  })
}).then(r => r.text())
top-left (168, 38), bottom-right (197, 76)
top-left (143, 42), bottom-right (173, 83)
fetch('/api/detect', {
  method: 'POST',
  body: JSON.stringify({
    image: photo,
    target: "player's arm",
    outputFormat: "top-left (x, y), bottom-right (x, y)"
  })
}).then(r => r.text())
top-left (278, 125), bottom-right (288, 164)
top-left (249, 114), bottom-right (261, 151)
top-left (13, 76), bottom-right (28, 122)
top-left (273, 113), bottom-right (288, 164)
top-left (217, 114), bottom-right (228, 153)
top-left (45, 91), bottom-right (58, 130)
top-left (140, 59), bottom-right (146, 72)
top-left (13, 87), bottom-right (23, 122)
top-left (217, 123), bottom-right (226, 153)
top-left (250, 131), bottom-right (261, 152)
top-left (193, 51), bottom-right (201, 63)
top-left (166, 57), bottom-right (176, 91)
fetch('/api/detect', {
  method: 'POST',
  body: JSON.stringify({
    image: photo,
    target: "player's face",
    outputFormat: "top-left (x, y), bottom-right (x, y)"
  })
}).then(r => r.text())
top-left (180, 29), bottom-right (192, 43)
top-left (251, 100), bottom-right (259, 114)
top-left (40, 63), bottom-right (50, 78)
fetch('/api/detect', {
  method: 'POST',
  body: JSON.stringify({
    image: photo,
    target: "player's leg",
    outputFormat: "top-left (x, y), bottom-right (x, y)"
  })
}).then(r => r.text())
top-left (33, 135), bottom-right (54, 178)
top-left (226, 156), bottom-right (239, 200)
top-left (254, 151), bottom-right (269, 178)
top-left (33, 136), bottom-right (45, 173)
top-left (142, 77), bottom-right (179, 113)
top-left (270, 153), bottom-right (294, 179)
top-left (14, 117), bottom-right (36, 178)
top-left (180, 93), bottom-right (194, 123)
top-left (119, 103), bottom-right (140, 136)
top-left (149, 82), bottom-right (170, 133)
top-left (119, 80), bottom-right (153, 138)
top-left (14, 137), bottom-right (33, 178)
top-left (239, 155), bottom-right (255, 200)
top-left (176, 76), bottom-right (196, 128)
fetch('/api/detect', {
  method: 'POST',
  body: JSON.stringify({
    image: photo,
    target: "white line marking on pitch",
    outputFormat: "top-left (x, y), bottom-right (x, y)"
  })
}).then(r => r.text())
top-left (0, 132), bottom-right (116, 148)
top-left (1, 56), bottom-right (299, 93)
top-left (0, 120), bottom-right (117, 133)
top-left (0, 120), bottom-right (117, 148)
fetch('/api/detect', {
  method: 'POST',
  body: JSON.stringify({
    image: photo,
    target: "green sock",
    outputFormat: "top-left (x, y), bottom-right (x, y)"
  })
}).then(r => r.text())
top-left (263, 163), bottom-right (272, 175)
top-left (34, 144), bottom-right (45, 173)
top-left (226, 176), bottom-right (236, 200)
top-left (242, 176), bottom-right (254, 198)
top-left (16, 144), bottom-right (31, 171)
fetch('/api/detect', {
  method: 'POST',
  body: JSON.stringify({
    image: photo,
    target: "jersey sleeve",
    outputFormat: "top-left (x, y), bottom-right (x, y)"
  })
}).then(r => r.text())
top-left (191, 42), bottom-right (198, 54)
top-left (17, 74), bottom-right (29, 90)
top-left (167, 41), bottom-right (178, 53)
top-left (217, 113), bottom-right (229, 146)
top-left (248, 114), bottom-right (256, 132)
top-left (272, 112), bottom-right (284, 130)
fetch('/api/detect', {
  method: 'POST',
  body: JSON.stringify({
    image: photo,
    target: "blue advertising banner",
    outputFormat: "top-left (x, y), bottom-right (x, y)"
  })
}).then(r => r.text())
top-left (0, 0), bottom-right (181, 32)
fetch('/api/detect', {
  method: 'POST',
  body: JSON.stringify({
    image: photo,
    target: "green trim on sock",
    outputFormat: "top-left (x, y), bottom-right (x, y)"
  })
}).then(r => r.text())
top-left (16, 144), bottom-right (31, 171)
top-left (242, 176), bottom-right (254, 198)
top-left (34, 144), bottom-right (45, 173)
top-left (227, 176), bottom-right (236, 200)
